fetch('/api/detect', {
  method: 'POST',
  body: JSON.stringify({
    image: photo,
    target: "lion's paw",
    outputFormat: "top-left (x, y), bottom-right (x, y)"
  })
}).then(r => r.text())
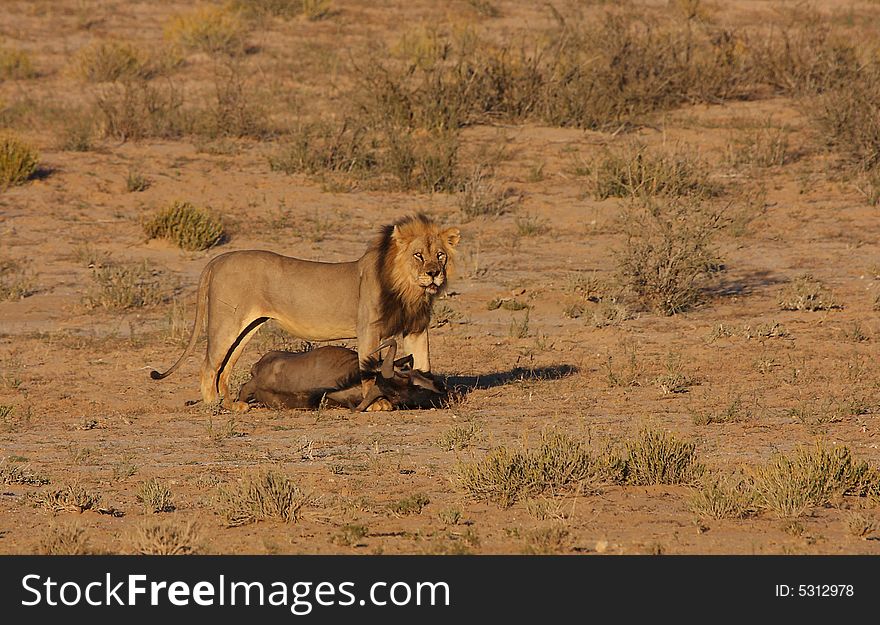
top-left (227, 400), bottom-right (251, 413)
top-left (366, 398), bottom-right (394, 412)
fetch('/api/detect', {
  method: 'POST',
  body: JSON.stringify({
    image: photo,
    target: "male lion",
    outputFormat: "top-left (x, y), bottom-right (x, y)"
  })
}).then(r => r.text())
top-left (150, 213), bottom-right (460, 411)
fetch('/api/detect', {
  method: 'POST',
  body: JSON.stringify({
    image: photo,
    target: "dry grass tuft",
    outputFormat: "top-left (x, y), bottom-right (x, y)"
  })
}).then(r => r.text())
top-left (35, 483), bottom-right (101, 513)
top-left (0, 258), bottom-right (35, 301)
top-left (625, 429), bottom-right (703, 485)
top-left (0, 46), bottom-right (37, 79)
top-left (215, 470), bottom-right (308, 526)
top-left (0, 459), bottom-right (48, 485)
top-left (38, 523), bottom-right (92, 555)
top-left (82, 261), bottom-right (168, 310)
top-left (587, 143), bottom-right (718, 200)
top-left (778, 274), bottom-right (839, 311)
top-left (726, 124), bottom-right (794, 168)
top-left (753, 444), bottom-right (880, 518)
top-left (388, 493), bottom-right (430, 516)
top-left (143, 201), bottom-right (226, 251)
top-left (137, 478), bottom-right (175, 513)
top-left (0, 135), bottom-right (39, 188)
top-left (436, 423), bottom-right (481, 452)
top-left (165, 5), bottom-right (248, 56)
top-left (130, 519), bottom-right (200, 555)
top-left (165, 6), bottom-right (250, 56)
top-left (458, 166), bottom-right (521, 219)
top-left (523, 525), bottom-right (570, 554)
top-left (690, 473), bottom-right (755, 520)
top-left (459, 431), bottom-right (620, 508)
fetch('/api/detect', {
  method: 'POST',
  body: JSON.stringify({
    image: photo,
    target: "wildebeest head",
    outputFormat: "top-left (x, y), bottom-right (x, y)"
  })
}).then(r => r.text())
top-left (355, 338), bottom-right (444, 412)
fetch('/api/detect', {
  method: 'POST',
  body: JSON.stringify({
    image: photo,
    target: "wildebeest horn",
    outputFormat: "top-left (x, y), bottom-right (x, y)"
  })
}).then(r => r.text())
top-left (369, 338), bottom-right (397, 379)
top-left (354, 383), bottom-right (385, 412)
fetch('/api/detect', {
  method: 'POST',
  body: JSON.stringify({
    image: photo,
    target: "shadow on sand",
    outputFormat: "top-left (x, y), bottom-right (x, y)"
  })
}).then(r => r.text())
top-left (442, 364), bottom-right (579, 399)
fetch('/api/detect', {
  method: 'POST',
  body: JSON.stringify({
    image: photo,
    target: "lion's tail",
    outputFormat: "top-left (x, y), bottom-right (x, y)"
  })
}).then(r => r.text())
top-left (150, 258), bottom-right (215, 381)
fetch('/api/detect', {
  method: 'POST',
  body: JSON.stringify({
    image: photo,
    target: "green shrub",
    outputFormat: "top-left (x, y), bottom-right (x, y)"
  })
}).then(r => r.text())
top-left (753, 444), bottom-right (880, 518)
top-left (0, 46), bottom-right (37, 79)
top-left (0, 135), bottom-right (39, 188)
top-left (165, 6), bottom-right (249, 56)
top-left (143, 201), bottom-right (225, 251)
top-left (625, 429), bottom-right (704, 485)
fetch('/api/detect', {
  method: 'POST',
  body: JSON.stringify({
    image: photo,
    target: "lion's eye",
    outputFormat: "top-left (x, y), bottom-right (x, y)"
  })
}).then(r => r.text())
top-left (413, 252), bottom-right (424, 262)
top-left (437, 252), bottom-right (445, 261)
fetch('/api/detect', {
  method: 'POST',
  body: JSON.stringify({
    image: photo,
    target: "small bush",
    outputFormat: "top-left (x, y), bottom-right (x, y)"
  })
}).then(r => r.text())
top-left (97, 80), bottom-right (188, 142)
top-left (331, 523), bottom-right (369, 546)
top-left (0, 135), bottom-right (39, 188)
top-left (523, 525), bottom-right (569, 554)
top-left (126, 169), bottom-right (150, 192)
top-left (36, 484), bottom-right (101, 513)
top-left (57, 108), bottom-right (96, 152)
top-left (0, 46), bottom-right (37, 79)
top-left (753, 444), bottom-right (880, 518)
top-left (191, 65), bottom-right (270, 139)
top-left (587, 143), bottom-right (718, 200)
top-left (301, 0), bottom-right (332, 21)
top-left (130, 519), bottom-right (200, 555)
top-left (778, 274), bottom-right (838, 311)
top-left (215, 470), bottom-right (308, 527)
top-left (165, 6), bottom-right (249, 56)
top-left (137, 478), bottom-right (175, 513)
top-left (381, 126), bottom-right (462, 192)
top-left (616, 199), bottom-right (723, 315)
top-left (457, 166), bottom-right (520, 218)
top-left (231, 0), bottom-right (304, 18)
top-left (143, 201), bottom-right (225, 251)
top-left (625, 429), bottom-right (703, 485)
top-left (72, 41), bottom-right (151, 82)
top-left (809, 74), bottom-right (880, 172)
top-left (751, 20), bottom-right (858, 96)
top-left (459, 446), bottom-right (529, 508)
top-left (388, 493), bottom-right (430, 516)
top-left (436, 423), bottom-right (481, 452)
top-left (82, 261), bottom-right (167, 310)
top-left (267, 120), bottom-right (376, 176)
top-left (38, 523), bottom-right (91, 555)
top-left (0, 258), bottom-right (35, 300)
top-left (692, 395), bottom-right (753, 425)
top-left (690, 474), bottom-right (755, 520)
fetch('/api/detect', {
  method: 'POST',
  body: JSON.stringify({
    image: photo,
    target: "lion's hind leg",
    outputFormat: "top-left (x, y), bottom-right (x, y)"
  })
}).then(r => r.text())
top-left (217, 316), bottom-right (269, 411)
top-left (201, 312), bottom-right (269, 409)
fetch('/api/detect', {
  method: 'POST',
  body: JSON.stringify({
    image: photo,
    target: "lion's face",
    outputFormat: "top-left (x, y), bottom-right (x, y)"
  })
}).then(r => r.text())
top-left (390, 219), bottom-right (461, 299)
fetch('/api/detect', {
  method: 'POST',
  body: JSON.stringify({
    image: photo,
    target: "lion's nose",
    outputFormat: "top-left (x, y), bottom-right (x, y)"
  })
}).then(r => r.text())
top-left (426, 268), bottom-right (440, 277)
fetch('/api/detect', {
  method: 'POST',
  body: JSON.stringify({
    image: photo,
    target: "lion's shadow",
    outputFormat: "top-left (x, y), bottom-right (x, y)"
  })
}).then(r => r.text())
top-left (440, 364), bottom-right (579, 398)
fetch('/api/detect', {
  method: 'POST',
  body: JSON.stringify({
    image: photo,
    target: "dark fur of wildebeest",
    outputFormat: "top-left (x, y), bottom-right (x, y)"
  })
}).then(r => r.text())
top-left (237, 339), bottom-right (444, 411)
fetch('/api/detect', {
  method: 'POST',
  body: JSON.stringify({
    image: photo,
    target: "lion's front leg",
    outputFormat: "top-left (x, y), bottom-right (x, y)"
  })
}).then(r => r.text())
top-left (403, 330), bottom-right (431, 372)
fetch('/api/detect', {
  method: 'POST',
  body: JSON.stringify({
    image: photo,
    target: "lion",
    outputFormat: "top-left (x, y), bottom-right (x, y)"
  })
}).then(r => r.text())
top-left (150, 213), bottom-right (460, 411)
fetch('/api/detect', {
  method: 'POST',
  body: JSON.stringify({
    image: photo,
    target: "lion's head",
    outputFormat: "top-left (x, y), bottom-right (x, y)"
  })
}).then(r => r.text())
top-left (375, 214), bottom-right (461, 337)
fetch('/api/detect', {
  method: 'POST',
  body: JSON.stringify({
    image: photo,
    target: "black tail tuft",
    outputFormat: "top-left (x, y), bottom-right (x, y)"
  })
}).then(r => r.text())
top-left (150, 370), bottom-right (163, 380)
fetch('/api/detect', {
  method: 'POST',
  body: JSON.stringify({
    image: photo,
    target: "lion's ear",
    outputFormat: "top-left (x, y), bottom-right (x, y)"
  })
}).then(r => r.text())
top-left (442, 227), bottom-right (461, 248)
